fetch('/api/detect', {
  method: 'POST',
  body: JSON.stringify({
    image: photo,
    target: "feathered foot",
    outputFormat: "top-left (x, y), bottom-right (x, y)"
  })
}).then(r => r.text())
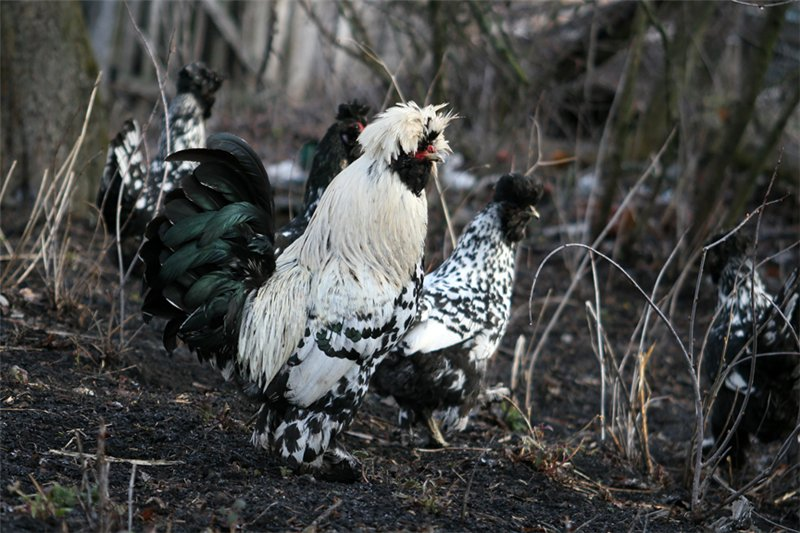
top-left (478, 383), bottom-right (511, 405)
top-left (425, 414), bottom-right (449, 448)
top-left (397, 408), bottom-right (419, 447)
top-left (313, 445), bottom-right (361, 483)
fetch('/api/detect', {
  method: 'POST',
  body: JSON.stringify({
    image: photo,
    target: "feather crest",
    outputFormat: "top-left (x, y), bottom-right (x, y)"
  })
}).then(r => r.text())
top-left (358, 102), bottom-right (454, 163)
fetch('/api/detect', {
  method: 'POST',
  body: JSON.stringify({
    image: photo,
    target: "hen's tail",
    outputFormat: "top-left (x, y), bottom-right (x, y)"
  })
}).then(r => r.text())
top-left (141, 133), bottom-right (276, 373)
top-left (97, 120), bottom-right (147, 238)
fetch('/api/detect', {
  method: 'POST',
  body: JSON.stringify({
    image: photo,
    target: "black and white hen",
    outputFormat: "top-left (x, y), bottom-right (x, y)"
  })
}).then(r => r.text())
top-left (275, 101), bottom-right (370, 254)
top-left (140, 102), bottom-right (452, 481)
top-left (373, 173), bottom-right (544, 446)
top-left (703, 232), bottom-right (800, 467)
top-left (97, 62), bottom-right (224, 271)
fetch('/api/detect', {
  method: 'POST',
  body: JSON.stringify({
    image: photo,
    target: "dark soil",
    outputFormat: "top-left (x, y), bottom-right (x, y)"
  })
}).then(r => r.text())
top-left (2, 186), bottom-right (798, 532)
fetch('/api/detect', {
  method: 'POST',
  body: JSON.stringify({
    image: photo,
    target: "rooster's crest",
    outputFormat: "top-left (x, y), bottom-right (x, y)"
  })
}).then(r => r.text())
top-left (358, 102), bottom-right (454, 163)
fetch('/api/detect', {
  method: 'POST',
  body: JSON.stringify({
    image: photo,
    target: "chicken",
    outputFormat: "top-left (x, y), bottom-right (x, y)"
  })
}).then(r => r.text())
top-left (97, 62), bottom-right (224, 271)
top-left (372, 173), bottom-right (544, 447)
top-left (275, 101), bottom-right (370, 254)
top-left (703, 232), bottom-right (800, 467)
top-left (140, 102), bottom-right (452, 481)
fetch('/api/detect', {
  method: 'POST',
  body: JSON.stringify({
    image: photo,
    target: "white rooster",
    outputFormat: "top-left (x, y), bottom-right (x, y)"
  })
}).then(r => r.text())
top-left (141, 102), bottom-right (453, 481)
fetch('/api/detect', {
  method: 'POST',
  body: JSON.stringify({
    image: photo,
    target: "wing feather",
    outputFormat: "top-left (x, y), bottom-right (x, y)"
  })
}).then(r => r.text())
top-left (284, 350), bottom-right (357, 406)
top-left (399, 319), bottom-right (465, 355)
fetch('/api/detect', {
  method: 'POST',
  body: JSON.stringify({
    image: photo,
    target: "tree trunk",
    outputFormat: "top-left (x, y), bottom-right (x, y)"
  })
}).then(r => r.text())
top-left (724, 69), bottom-right (800, 226)
top-left (590, 2), bottom-right (648, 240)
top-left (1, 0), bottom-right (108, 218)
top-left (689, 3), bottom-right (788, 246)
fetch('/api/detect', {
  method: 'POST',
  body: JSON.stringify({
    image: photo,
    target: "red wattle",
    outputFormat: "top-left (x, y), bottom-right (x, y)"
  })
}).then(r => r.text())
top-left (413, 145), bottom-right (435, 160)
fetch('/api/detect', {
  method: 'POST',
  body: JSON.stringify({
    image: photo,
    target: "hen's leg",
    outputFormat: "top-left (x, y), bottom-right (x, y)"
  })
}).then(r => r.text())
top-left (425, 414), bottom-right (449, 448)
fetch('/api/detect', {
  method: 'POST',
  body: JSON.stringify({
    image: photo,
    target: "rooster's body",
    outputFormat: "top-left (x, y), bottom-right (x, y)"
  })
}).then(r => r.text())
top-left (704, 233), bottom-right (800, 466)
top-left (141, 102), bottom-right (452, 481)
top-left (275, 101), bottom-right (369, 254)
top-left (373, 174), bottom-right (543, 446)
top-left (98, 62), bottom-right (223, 271)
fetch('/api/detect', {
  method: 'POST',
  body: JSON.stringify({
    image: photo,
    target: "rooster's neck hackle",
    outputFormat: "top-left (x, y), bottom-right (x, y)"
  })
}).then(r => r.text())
top-left (289, 155), bottom-right (429, 292)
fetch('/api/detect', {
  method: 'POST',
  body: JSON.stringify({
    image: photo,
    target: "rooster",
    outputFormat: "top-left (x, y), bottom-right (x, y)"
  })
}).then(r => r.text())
top-left (275, 101), bottom-right (370, 254)
top-left (703, 232), bottom-right (800, 467)
top-left (373, 173), bottom-right (543, 447)
top-left (97, 62), bottom-right (224, 271)
top-left (140, 102), bottom-right (452, 481)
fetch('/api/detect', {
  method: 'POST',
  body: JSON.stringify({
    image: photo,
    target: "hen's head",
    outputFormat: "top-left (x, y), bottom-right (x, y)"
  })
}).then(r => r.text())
top-left (302, 101), bottom-right (371, 206)
top-left (705, 231), bottom-right (750, 285)
top-left (358, 102), bottom-right (453, 195)
top-left (177, 62), bottom-right (225, 118)
top-left (494, 173), bottom-right (544, 242)
top-left (335, 100), bottom-right (371, 162)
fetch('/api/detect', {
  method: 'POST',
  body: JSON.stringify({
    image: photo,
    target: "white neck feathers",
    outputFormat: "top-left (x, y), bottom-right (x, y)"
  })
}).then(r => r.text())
top-left (283, 156), bottom-right (427, 290)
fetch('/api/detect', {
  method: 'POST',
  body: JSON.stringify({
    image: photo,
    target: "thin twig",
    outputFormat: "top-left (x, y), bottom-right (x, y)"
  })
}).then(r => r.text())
top-left (461, 439), bottom-right (493, 520)
top-left (588, 253), bottom-right (606, 441)
top-left (0, 159), bottom-right (17, 204)
top-left (525, 128), bottom-right (677, 402)
top-left (48, 449), bottom-right (183, 466)
top-left (352, 41), bottom-right (406, 104)
top-left (301, 497), bottom-right (342, 533)
top-left (127, 463), bottom-right (137, 532)
top-left (432, 171), bottom-right (457, 249)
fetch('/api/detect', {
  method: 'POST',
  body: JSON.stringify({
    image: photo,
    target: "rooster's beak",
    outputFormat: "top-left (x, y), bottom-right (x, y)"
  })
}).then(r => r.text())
top-left (415, 145), bottom-right (442, 163)
top-left (531, 206), bottom-right (541, 219)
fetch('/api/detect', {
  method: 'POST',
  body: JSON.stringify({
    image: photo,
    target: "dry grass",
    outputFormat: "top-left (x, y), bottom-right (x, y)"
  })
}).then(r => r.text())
top-left (1, 74), bottom-right (105, 310)
top-left (515, 146), bottom-right (798, 521)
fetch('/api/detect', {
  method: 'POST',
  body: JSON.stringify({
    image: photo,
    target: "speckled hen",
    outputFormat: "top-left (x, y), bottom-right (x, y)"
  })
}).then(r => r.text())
top-left (97, 62), bottom-right (223, 271)
top-left (140, 102), bottom-right (453, 481)
top-left (703, 232), bottom-right (799, 467)
top-left (373, 173), bottom-right (544, 446)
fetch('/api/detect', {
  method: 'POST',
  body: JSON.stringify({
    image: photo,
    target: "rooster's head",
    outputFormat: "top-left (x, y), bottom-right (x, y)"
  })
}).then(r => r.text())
top-left (177, 62), bottom-right (225, 118)
top-left (494, 173), bottom-right (544, 242)
top-left (359, 102), bottom-right (453, 196)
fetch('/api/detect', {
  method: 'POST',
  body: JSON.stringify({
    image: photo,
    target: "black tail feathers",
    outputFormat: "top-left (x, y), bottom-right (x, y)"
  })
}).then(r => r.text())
top-left (141, 134), bottom-right (276, 366)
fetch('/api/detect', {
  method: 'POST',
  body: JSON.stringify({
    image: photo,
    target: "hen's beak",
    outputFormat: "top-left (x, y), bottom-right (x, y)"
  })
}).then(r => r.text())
top-left (531, 206), bottom-right (541, 219)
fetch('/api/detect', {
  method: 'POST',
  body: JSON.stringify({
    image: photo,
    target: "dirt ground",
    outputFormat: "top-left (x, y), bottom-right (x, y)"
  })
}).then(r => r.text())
top-left (2, 182), bottom-right (798, 532)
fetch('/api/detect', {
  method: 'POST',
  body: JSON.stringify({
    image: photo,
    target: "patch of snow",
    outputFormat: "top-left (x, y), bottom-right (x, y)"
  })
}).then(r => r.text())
top-left (267, 160), bottom-right (307, 185)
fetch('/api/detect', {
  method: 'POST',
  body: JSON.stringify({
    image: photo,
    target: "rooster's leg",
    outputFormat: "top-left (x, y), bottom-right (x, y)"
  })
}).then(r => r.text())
top-left (315, 443), bottom-right (361, 483)
top-left (425, 414), bottom-right (449, 448)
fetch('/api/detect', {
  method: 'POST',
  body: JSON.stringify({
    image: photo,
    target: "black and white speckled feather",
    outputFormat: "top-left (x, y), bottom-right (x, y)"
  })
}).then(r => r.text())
top-left (97, 62), bottom-right (223, 271)
top-left (275, 101), bottom-right (369, 254)
top-left (703, 232), bottom-right (800, 466)
top-left (373, 173), bottom-right (544, 444)
top-left (251, 264), bottom-right (423, 469)
top-left (98, 119), bottom-right (146, 258)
